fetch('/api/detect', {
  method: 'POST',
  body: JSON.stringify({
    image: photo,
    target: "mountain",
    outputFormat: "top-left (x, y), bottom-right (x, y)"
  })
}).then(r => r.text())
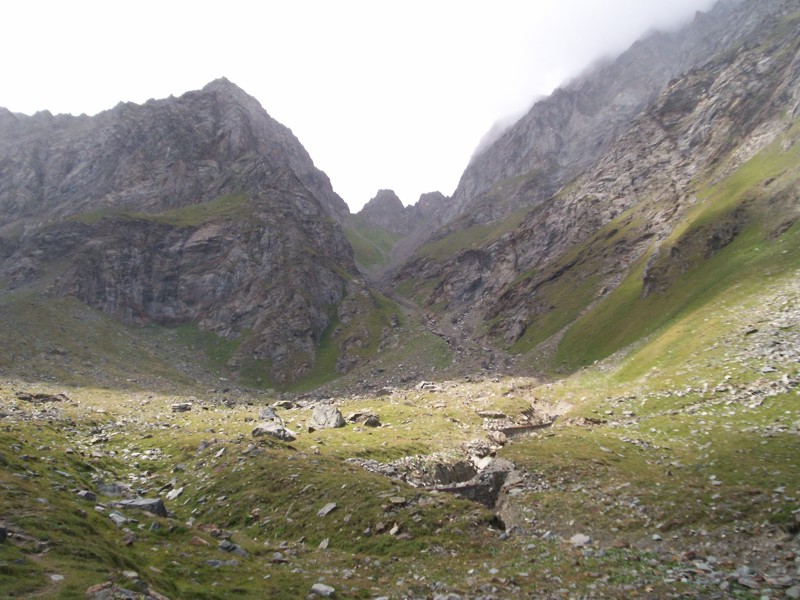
top-left (4, 3), bottom-right (800, 598)
top-left (441, 0), bottom-right (790, 229)
top-left (345, 189), bottom-right (449, 280)
top-left (394, 0), bottom-right (800, 372)
top-left (0, 78), bottom-right (397, 386)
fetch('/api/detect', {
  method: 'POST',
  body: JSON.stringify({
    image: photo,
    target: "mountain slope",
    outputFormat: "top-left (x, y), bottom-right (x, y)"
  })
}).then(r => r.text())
top-left (0, 79), bottom-right (398, 386)
top-left (440, 0), bottom-right (790, 230)
top-left (395, 0), bottom-right (800, 374)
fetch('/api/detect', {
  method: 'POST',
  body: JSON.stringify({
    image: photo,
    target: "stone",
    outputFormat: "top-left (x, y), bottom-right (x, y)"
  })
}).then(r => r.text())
top-left (251, 422), bottom-right (296, 442)
top-left (317, 502), bottom-right (337, 517)
top-left (190, 536), bottom-right (210, 546)
top-left (259, 406), bottom-right (283, 424)
top-left (346, 411), bottom-right (381, 427)
top-left (219, 539), bottom-right (248, 557)
top-left (486, 430), bottom-right (508, 446)
top-left (85, 582), bottom-right (171, 600)
top-left (310, 582), bottom-right (336, 597)
top-left (165, 487), bottom-right (183, 501)
top-left (108, 512), bottom-right (127, 527)
top-left (309, 405), bottom-right (346, 430)
top-left (97, 483), bottom-right (129, 496)
top-left (171, 402), bottom-right (192, 413)
top-left (77, 490), bottom-right (97, 502)
top-left (785, 585), bottom-right (800, 599)
top-left (112, 498), bottom-right (168, 517)
top-left (570, 534), bottom-right (592, 547)
top-left (15, 392), bottom-right (68, 403)
top-left (274, 400), bottom-right (295, 410)
top-left (318, 538), bottom-right (329, 550)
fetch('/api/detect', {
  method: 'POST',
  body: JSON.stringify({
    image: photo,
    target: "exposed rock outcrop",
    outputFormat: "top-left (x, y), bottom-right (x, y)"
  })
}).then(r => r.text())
top-left (0, 79), bottom-right (387, 385)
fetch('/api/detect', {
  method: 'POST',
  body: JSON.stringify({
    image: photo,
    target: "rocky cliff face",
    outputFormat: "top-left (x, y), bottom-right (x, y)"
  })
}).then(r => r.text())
top-left (442, 0), bottom-right (790, 230)
top-left (0, 79), bottom-right (395, 385)
top-left (395, 0), bottom-right (800, 364)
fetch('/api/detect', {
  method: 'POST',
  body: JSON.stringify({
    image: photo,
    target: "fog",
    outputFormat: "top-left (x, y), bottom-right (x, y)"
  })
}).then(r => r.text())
top-left (2, 0), bottom-right (719, 211)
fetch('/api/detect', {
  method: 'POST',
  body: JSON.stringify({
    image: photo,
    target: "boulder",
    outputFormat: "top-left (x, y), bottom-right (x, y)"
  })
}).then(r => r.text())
top-left (309, 405), bottom-right (346, 430)
top-left (251, 422), bottom-right (296, 442)
top-left (258, 406), bottom-right (284, 425)
top-left (346, 411), bottom-right (381, 427)
top-left (112, 498), bottom-right (168, 517)
top-left (310, 583), bottom-right (336, 597)
top-left (171, 402), bottom-right (192, 413)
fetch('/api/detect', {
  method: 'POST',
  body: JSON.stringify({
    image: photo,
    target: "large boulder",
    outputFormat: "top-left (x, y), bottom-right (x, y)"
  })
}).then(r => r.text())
top-left (308, 405), bottom-right (346, 431)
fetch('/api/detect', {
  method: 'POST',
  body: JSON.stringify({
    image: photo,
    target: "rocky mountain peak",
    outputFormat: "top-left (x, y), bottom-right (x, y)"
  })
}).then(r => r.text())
top-left (0, 80), bottom-right (383, 385)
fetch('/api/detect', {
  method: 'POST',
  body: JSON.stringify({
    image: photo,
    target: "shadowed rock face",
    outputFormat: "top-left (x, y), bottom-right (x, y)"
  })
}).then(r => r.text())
top-left (0, 79), bottom-right (364, 384)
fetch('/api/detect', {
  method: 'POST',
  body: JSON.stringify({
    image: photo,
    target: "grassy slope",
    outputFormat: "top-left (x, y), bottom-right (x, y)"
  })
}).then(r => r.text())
top-left (556, 128), bottom-right (800, 371)
top-left (344, 216), bottom-right (402, 271)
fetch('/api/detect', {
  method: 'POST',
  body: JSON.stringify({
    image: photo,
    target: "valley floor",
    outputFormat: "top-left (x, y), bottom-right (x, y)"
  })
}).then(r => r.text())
top-left (1, 274), bottom-right (799, 599)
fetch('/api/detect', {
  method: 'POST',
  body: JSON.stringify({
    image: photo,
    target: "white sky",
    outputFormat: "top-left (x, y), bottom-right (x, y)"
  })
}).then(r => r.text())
top-left (3, 0), bottom-right (717, 212)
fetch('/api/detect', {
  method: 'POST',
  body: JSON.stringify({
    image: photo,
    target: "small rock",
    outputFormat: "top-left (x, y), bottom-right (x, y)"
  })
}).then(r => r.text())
top-left (311, 582), bottom-right (336, 597)
top-left (113, 498), bottom-right (168, 517)
top-left (77, 490), bottom-right (97, 502)
top-left (318, 502), bottom-right (337, 517)
top-left (785, 585), bottom-right (800, 599)
top-left (570, 534), bottom-right (592, 547)
top-left (190, 536), bottom-right (209, 546)
top-left (171, 402), bottom-right (192, 413)
top-left (165, 487), bottom-right (183, 501)
top-left (270, 551), bottom-right (288, 563)
top-left (738, 577), bottom-right (761, 590)
top-left (259, 406), bottom-right (283, 424)
top-left (487, 430), bottom-right (508, 446)
top-left (218, 539), bottom-right (248, 557)
top-left (108, 512), bottom-right (127, 527)
top-left (318, 538), bottom-right (329, 550)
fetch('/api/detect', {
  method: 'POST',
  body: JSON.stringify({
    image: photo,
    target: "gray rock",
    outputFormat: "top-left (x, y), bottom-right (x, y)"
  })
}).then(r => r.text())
top-left (785, 585), bottom-right (800, 599)
top-left (570, 533), bottom-right (592, 547)
top-left (317, 502), bottom-right (337, 517)
top-left (346, 411), bottom-right (381, 427)
top-left (108, 511), bottom-right (127, 527)
top-left (77, 490), bottom-right (97, 502)
top-left (218, 539), bottom-right (248, 557)
top-left (309, 405), bottom-right (346, 430)
top-left (251, 422), bottom-right (296, 442)
top-left (171, 402), bottom-right (192, 413)
top-left (97, 483), bottom-right (129, 496)
top-left (310, 582), bottom-right (336, 597)
top-left (258, 406), bottom-right (283, 424)
top-left (113, 498), bottom-right (168, 517)
top-left (165, 487), bottom-right (183, 501)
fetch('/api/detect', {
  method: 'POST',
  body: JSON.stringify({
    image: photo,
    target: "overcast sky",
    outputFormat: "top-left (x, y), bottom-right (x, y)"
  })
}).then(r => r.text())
top-left (3, 0), bottom-right (717, 212)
